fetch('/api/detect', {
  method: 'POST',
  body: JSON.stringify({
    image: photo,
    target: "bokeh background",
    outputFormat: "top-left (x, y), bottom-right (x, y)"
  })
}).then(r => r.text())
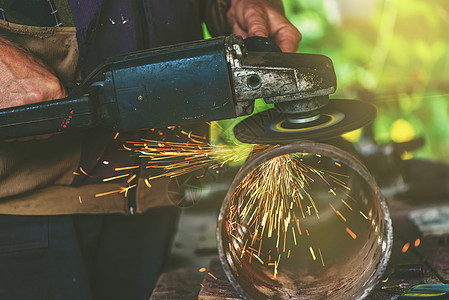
top-left (210, 0), bottom-right (449, 163)
top-left (284, 0), bottom-right (449, 161)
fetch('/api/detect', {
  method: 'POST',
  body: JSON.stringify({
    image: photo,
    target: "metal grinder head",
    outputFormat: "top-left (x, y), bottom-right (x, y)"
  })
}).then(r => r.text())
top-left (231, 36), bottom-right (376, 144)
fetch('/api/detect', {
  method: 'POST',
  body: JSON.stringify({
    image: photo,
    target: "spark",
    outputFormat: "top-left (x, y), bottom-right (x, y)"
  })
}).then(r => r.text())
top-left (144, 178), bottom-right (152, 188)
top-left (273, 255), bottom-right (281, 279)
top-left (402, 242), bottom-right (410, 253)
top-left (208, 272), bottom-right (217, 280)
top-left (309, 246), bottom-right (317, 261)
top-left (95, 184), bottom-right (136, 198)
top-left (105, 128), bottom-right (363, 280)
top-left (78, 195), bottom-right (82, 204)
top-left (345, 227), bottom-right (357, 240)
top-left (340, 189), bottom-right (358, 203)
top-left (123, 128), bottom-right (271, 185)
top-left (360, 211), bottom-right (369, 220)
top-left (333, 180), bottom-right (351, 190)
top-left (227, 154), bottom-right (323, 248)
top-left (225, 152), bottom-right (352, 278)
top-left (199, 268), bottom-right (206, 273)
top-left (341, 199), bottom-right (353, 210)
top-left (79, 167), bottom-right (89, 176)
top-left (253, 253), bottom-right (264, 264)
top-left (127, 174), bottom-right (137, 183)
top-left (318, 248), bottom-right (325, 267)
top-left (292, 226), bottom-right (297, 245)
top-left (102, 173), bottom-right (130, 182)
top-left (115, 166), bottom-right (139, 171)
top-left (414, 238), bottom-right (420, 247)
top-left (122, 144), bottom-right (132, 151)
top-left (95, 189), bottom-right (123, 198)
top-left (330, 175), bottom-right (347, 185)
top-left (329, 203), bottom-right (347, 222)
top-left (122, 184), bottom-right (136, 197)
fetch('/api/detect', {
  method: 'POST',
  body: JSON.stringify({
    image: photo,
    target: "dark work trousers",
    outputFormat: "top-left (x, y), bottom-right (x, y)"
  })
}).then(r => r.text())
top-left (0, 206), bottom-right (179, 300)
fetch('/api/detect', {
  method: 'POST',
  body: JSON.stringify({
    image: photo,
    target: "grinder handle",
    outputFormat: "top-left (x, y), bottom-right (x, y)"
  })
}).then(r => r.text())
top-left (0, 94), bottom-right (98, 140)
top-left (244, 36), bottom-right (282, 52)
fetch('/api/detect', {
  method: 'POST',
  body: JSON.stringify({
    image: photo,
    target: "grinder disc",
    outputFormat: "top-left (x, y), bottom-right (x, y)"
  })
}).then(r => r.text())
top-left (234, 99), bottom-right (376, 144)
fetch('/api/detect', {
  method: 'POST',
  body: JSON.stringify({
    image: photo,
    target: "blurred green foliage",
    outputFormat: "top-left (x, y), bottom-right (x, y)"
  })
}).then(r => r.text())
top-left (207, 0), bottom-right (449, 161)
top-left (283, 0), bottom-right (449, 160)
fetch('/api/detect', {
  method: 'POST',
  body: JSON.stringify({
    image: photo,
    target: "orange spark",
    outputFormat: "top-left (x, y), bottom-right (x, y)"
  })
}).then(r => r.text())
top-left (253, 254), bottom-right (264, 264)
top-left (345, 227), bottom-right (357, 239)
top-left (329, 203), bottom-right (347, 222)
top-left (144, 178), bottom-right (152, 188)
top-left (79, 167), bottom-right (89, 176)
top-left (102, 173), bottom-right (130, 182)
top-left (414, 238), bottom-right (420, 247)
top-left (115, 166), bottom-right (139, 171)
top-left (96, 189), bottom-right (123, 197)
top-left (341, 199), bottom-right (353, 210)
top-left (402, 242), bottom-right (410, 253)
top-left (127, 174), bottom-right (137, 183)
top-left (333, 180), bottom-right (351, 190)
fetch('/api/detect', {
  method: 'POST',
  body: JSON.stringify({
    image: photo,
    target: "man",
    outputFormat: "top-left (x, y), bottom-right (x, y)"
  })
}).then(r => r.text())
top-left (0, 0), bottom-right (300, 299)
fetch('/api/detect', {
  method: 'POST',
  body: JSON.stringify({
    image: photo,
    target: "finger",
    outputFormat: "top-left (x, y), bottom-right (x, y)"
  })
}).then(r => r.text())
top-left (273, 25), bottom-right (302, 52)
top-left (227, 8), bottom-right (248, 38)
top-left (232, 22), bottom-right (249, 39)
top-left (244, 7), bottom-right (269, 37)
top-left (266, 9), bottom-right (301, 52)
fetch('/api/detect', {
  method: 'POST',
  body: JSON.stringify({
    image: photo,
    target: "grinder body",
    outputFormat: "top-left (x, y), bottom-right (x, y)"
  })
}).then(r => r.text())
top-left (0, 35), bottom-right (336, 140)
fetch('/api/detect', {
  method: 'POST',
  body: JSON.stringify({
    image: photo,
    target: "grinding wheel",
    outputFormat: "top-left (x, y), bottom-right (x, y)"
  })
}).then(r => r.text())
top-left (233, 99), bottom-right (376, 144)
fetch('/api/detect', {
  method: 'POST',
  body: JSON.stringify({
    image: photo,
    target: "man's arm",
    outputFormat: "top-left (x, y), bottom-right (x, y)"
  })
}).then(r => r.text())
top-left (226, 0), bottom-right (301, 53)
top-left (0, 37), bottom-right (81, 198)
top-left (0, 35), bottom-right (66, 109)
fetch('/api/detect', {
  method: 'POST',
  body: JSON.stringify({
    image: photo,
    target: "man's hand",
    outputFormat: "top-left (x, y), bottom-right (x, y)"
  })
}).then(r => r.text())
top-left (227, 0), bottom-right (301, 53)
top-left (0, 36), bottom-right (66, 110)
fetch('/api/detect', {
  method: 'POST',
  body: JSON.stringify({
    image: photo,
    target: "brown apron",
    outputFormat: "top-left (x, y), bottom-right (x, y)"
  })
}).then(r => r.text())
top-left (0, 20), bottom-right (174, 215)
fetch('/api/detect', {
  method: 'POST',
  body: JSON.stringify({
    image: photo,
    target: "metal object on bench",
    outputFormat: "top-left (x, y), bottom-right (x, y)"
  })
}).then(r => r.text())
top-left (217, 142), bottom-right (393, 299)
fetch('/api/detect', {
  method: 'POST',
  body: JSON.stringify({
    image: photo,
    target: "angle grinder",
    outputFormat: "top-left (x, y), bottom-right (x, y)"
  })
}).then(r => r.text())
top-left (0, 34), bottom-right (375, 142)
